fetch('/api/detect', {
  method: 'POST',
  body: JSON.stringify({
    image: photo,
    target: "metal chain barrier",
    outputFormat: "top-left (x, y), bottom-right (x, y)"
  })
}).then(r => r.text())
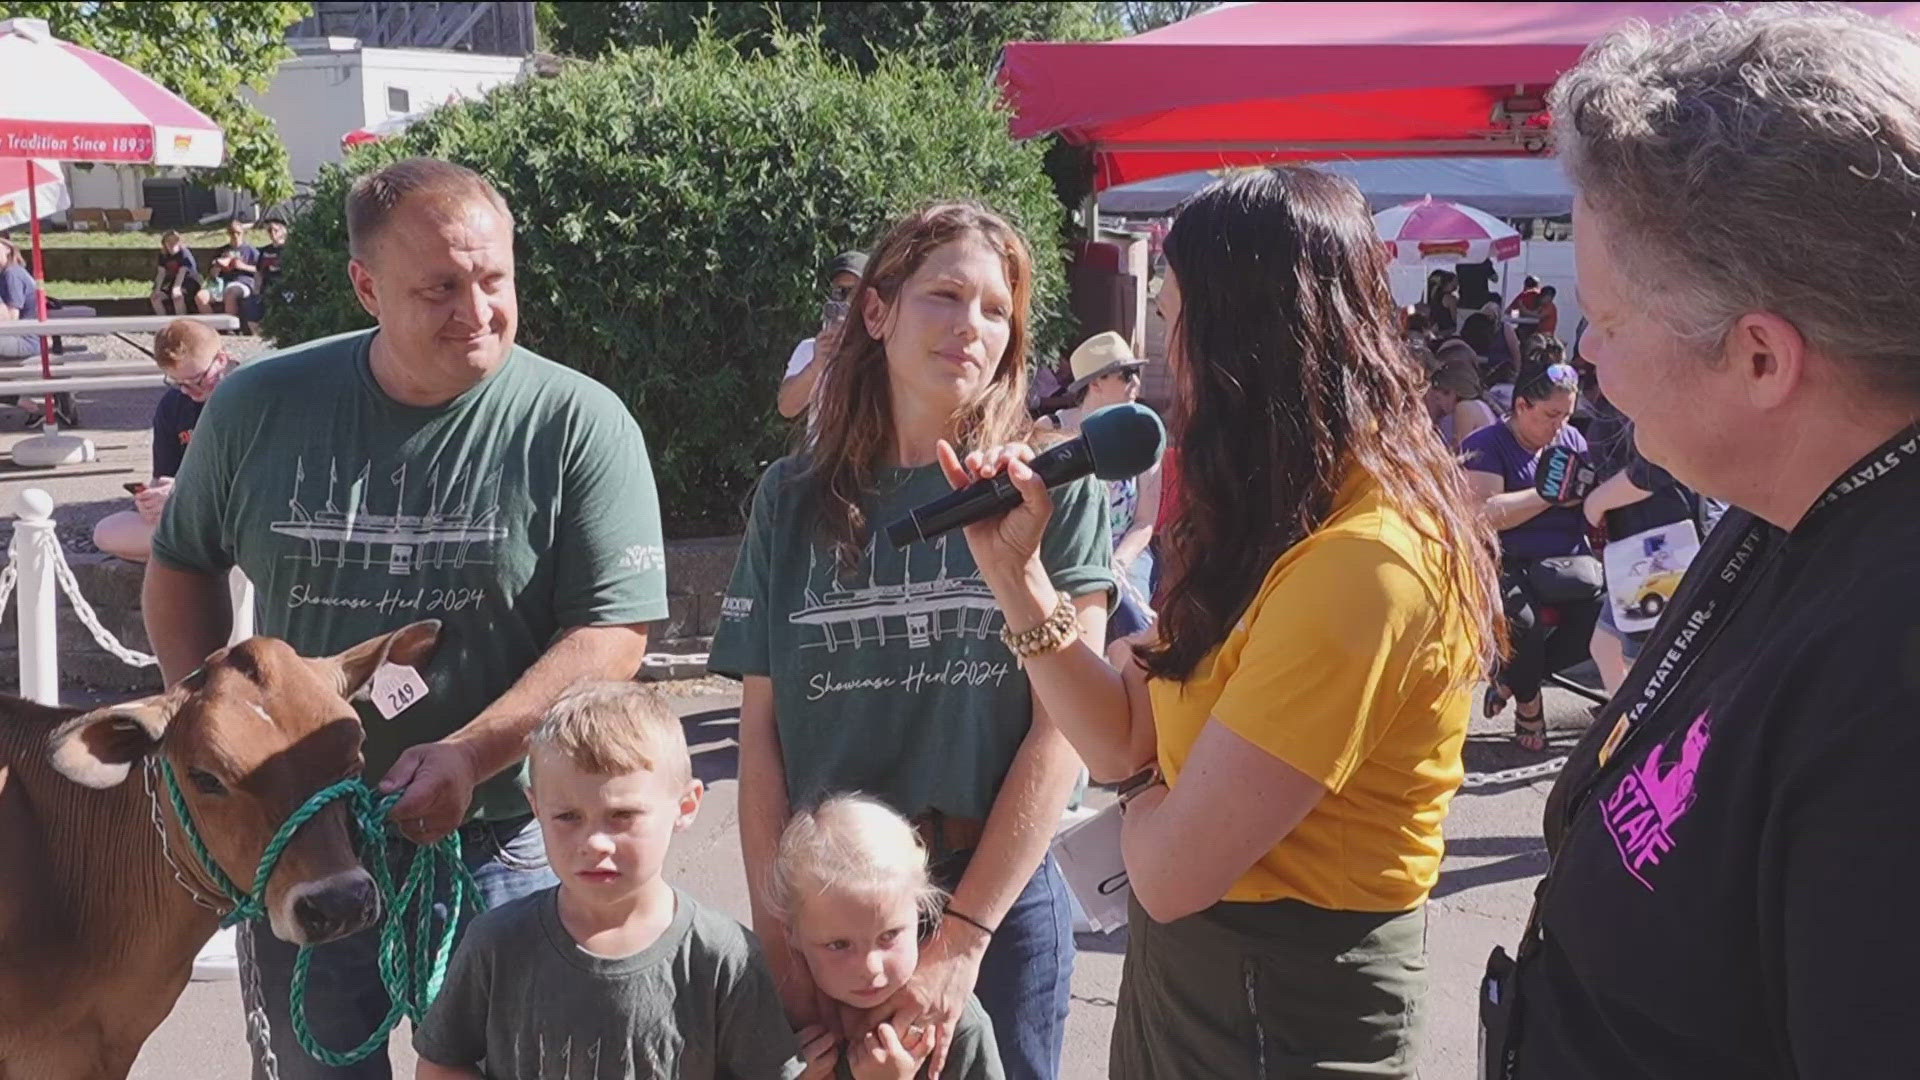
top-left (27, 524), bottom-right (157, 668)
top-left (1460, 756), bottom-right (1568, 790)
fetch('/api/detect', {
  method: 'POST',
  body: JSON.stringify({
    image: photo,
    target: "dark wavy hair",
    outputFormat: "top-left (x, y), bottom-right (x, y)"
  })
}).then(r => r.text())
top-left (804, 202), bottom-right (1037, 569)
top-left (1144, 168), bottom-right (1505, 682)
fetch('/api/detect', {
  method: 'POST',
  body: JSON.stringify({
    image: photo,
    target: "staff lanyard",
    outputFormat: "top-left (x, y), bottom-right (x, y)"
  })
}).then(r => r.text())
top-left (1567, 421), bottom-right (1920, 820)
top-left (1525, 421), bottom-right (1920, 945)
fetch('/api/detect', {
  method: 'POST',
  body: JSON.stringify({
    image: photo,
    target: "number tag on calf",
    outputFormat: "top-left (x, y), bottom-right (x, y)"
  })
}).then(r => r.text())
top-left (370, 663), bottom-right (429, 720)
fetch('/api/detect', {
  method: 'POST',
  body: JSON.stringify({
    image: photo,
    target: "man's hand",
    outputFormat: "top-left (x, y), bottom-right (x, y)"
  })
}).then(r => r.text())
top-left (135, 477), bottom-right (173, 526)
top-left (379, 741), bottom-right (481, 845)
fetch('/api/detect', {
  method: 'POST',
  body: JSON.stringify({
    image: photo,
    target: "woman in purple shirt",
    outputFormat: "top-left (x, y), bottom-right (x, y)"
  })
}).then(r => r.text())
top-left (1462, 361), bottom-right (1596, 749)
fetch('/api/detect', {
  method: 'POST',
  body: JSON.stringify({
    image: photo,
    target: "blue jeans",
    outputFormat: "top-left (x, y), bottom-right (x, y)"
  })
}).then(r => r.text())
top-left (238, 816), bottom-right (557, 1080)
top-left (935, 854), bottom-right (1076, 1080)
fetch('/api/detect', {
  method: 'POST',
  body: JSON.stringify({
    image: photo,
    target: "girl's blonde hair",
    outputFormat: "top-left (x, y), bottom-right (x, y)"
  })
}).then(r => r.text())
top-left (765, 794), bottom-right (946, 928)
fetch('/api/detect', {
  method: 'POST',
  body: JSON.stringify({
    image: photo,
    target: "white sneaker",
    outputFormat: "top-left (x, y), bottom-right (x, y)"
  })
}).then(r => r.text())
top-left (191, 925), bottom-right (240, 982)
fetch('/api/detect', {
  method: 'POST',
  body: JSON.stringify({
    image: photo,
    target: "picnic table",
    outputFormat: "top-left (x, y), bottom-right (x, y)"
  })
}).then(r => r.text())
top-left (4, 313), bottom-right (239, 466)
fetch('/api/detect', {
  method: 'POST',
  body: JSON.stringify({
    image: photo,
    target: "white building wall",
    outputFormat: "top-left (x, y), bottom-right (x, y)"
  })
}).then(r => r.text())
top-left (57, 45), bottom-right (524, 219)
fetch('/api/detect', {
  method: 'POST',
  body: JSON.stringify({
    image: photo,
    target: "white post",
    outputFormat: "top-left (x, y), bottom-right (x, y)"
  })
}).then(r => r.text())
top-left (14, 488), bottom-right (59, 705)
top-left (226, 567), bottom-right (255, 646)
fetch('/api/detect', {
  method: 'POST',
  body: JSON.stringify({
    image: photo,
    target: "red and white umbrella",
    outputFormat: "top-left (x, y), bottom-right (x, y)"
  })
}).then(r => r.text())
top-left (0, 16), bottom-right (225, 441)
top-left (0, 17), bottom-right (223, 167)
top-left (1375, 196), bottom-right (1522, 265)
top-left (0, 158), bottom-right (67, 230)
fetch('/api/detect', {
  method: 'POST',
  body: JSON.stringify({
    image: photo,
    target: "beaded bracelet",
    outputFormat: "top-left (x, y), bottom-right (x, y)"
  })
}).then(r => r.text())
top-left (998, 590), bottom-right (1077, 663)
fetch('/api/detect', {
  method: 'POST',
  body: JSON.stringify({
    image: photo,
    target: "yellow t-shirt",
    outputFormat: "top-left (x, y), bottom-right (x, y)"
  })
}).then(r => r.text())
top-left (1148, 467), bottom-right (1476, 912)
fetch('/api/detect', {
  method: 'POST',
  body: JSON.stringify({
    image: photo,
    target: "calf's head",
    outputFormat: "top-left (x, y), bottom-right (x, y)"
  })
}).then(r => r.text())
top-left (45, 620), bottom-right (441, 946)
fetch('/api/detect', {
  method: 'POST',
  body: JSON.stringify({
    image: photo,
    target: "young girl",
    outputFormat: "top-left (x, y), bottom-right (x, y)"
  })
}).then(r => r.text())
top-left (771, 796), bottom-right (1003, 1080)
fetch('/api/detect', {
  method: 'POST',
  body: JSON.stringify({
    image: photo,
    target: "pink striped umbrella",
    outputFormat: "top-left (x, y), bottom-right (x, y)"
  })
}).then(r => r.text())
top-left (0, 158), bottom-right (67, 230)
top-left (0, 16), bottom-right (225, 433)
top-left (0, 17), bottom-right (223, 167)
top-left (1375, 196), bottom-right (1522, 265)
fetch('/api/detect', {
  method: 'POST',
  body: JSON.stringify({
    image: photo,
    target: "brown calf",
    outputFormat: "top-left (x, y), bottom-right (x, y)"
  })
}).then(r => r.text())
top-left (0, 620), bottom-right (440, 1079)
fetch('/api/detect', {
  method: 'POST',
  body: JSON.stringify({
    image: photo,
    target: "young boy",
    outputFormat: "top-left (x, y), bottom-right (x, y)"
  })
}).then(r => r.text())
top-left (414, 681), bottom-right (803, 1079)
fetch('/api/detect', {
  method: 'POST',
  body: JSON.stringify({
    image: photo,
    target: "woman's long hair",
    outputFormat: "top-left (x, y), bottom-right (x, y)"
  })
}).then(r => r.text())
top-left (1144, 168), bottom-right (1504, 682)
top-left (804, 202), bottom-right (1037, 569)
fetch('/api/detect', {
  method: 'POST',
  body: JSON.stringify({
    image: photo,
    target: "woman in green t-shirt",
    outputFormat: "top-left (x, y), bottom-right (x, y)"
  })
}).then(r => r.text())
top-left (711, 203), bottom-right (1114, 1080)
top-left (939, 169), bottom-right (1506, 1077)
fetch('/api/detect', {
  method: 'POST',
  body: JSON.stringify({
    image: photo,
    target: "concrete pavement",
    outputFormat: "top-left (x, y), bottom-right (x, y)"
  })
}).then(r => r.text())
top-left (129, 681), bottom-right (1596, 1079)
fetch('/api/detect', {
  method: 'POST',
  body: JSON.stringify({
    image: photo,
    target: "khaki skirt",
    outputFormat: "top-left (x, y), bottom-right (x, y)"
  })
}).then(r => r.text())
top-left (1111, 895), bottom-right (1428, 1079)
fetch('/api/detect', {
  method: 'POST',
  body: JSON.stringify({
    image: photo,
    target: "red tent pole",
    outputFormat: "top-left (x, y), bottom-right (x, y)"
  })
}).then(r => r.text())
top-left (25, 159), bottom-right (53, 428)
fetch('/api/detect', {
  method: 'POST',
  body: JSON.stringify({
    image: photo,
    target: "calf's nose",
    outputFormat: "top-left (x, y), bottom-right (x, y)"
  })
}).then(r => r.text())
top-left (290, 870), bottom-right (380, 944)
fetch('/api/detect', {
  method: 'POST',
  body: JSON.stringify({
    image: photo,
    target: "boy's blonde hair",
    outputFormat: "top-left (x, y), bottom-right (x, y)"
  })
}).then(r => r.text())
top-left (529, 680), bottom-right (690, 784)
top-left (766, 794), bottom-right (945, 927)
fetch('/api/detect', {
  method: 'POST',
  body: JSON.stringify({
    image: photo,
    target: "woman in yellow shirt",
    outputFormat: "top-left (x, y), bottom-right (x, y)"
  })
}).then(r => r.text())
top-left (939, 167), bottom-right (1504, 1077)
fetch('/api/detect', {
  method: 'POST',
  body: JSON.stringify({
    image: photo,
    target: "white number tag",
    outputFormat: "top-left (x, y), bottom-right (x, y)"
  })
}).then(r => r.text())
top-left (370, 663), bottom-right (429, 720)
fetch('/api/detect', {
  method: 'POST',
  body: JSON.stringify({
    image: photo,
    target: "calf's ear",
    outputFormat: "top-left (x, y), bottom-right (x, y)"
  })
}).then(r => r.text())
top-left (47, 694), bottom-right (180, 789)
top-left (324, 620), bottom-right (443, 701)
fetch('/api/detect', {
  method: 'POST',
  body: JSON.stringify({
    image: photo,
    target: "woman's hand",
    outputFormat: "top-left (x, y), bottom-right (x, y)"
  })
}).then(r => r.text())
top-left (859, 921), bottom-right (988, 1080)
top-left (796, 1025), bottom-right (840, 1080)
top-left (934, 440), bottom-right (1054, 585)
top-left (848, 1023), bottom-right (933, 1080)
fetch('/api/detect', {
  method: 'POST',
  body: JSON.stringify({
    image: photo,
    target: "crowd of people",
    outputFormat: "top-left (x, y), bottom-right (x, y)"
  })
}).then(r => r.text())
top-left (76, 4), bottom-right (1920, 1079)
top-left (149, 216), bottom-right (289, 333)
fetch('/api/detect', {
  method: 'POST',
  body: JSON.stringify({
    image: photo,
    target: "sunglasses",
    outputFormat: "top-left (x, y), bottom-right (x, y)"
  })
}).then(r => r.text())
top-left (164, 351), bottom-right (233, 392)
top-left (1517, 362), bottom-right (1578, 397)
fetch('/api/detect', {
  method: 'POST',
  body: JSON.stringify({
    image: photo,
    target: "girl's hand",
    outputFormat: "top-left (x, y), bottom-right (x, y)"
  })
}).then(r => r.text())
top-left (848, 1022), bottom-right (933, 1080)
top-left (796, 1025), bottom-right (840, 1080)
top-left (934, 440), bottom-right (1054, 585)
top-left (859, 922), bottom-right (986, 1080)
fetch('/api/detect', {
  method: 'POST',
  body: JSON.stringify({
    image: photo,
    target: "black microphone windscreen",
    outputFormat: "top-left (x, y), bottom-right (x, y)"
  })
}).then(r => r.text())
top-left (1079, 403), bottom-right (1167, 481)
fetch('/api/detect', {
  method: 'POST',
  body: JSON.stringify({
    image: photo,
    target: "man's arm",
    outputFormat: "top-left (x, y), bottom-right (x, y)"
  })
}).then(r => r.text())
top-left (144, 560), bottom-right (234, 685)
top-left (381, 622), bottom-right (650, 843)
top-left (415, 1062), bottom-right (482, 1080)
top-left (776, 362), bottom-right (823, 420)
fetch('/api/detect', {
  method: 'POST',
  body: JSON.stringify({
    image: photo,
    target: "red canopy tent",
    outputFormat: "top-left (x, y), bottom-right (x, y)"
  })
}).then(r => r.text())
top-left (999, 1), bottom-right (1920, 192)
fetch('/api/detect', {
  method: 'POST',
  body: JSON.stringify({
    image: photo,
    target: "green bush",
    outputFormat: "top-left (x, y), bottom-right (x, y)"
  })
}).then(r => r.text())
top-left (266, 37), bottom-right (1067, 538)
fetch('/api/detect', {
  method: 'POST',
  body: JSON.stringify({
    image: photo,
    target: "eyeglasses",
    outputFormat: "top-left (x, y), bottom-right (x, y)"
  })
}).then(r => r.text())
top-left (164, 352), bottom-right (232, 392)
top-left (827, 284), bottom-right (856, 303)
top-left (1119, 368), bottom-right (1141, 383)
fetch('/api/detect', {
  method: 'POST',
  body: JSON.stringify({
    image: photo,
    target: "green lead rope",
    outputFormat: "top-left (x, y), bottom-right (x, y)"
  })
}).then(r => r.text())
top-left (159, 761), bottom-right (483, 1067)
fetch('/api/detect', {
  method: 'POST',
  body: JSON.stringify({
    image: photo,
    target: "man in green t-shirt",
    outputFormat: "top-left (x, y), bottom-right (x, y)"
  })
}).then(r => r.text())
top-left (144, 158), bottom-right (669, 1080)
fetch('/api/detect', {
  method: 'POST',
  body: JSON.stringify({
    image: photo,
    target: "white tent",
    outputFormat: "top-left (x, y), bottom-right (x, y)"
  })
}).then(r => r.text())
top-left (1101, 157), bottom-right (1574, 218)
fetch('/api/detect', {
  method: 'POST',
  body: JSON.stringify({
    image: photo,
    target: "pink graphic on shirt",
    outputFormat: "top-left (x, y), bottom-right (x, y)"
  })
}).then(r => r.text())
top-left (1600, 712), bottom-right (1713, 890)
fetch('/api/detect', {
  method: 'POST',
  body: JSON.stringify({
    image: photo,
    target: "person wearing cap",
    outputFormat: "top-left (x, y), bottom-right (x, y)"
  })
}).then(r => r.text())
top-left (1047, 330), bottom-right (1161, 637)
top-left (777, 250), bottom-right (867, 421)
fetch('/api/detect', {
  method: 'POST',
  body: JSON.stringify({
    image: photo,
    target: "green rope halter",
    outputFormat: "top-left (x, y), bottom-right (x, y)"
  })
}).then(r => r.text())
top-left (158, 760), bottom-right (483, 1067)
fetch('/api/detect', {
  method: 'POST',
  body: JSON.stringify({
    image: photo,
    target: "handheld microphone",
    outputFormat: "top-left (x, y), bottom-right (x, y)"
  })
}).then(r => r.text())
top-left (885, 402), bottom-right (1166, 549)
top-left (1534, 444), bottom-right (1598, 504)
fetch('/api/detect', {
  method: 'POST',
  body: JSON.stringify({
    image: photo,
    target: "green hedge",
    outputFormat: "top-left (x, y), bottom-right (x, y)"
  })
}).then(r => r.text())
top-left (266, 38), bottom-right (1067, 537)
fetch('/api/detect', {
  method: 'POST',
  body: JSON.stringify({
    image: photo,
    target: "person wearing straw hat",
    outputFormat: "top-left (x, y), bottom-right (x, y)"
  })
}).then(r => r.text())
top-left (1048, 330), bottom-right (1161, 637)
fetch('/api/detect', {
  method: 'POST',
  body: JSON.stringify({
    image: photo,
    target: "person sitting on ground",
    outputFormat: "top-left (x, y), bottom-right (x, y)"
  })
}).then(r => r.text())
top-left (91, 320), bottom-right (233, 563)
top-left (206, 219), bottom-right (261, 330)
top-left (150, 231), bottom-right (205, 316)
top-left (772, 795), bottom-right (1004, 1080)
top-left (413, 680), bottom-right (802, 1080)
top-left (1463, 360), bottom-right (1599, 751)
top-left (1047, 330), bottom-right (1162, 638)
top-left (779, 251), bottom-right (868, 423)
top-left (1424, 337), bottom-right (1500, 450)
top-left (1461, 300), bottom-right (1523, 385)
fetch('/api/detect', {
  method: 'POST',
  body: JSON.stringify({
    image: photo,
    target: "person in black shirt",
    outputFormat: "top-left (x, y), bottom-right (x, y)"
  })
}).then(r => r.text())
top-left (1486, 8), bottom-right (1920, 1078)
top-left (149, 230), bottom-right (205, 316)
top-left (1456, 257), bottom-right (1499, 309)
top-left (91, 320), bottom-right (230, 562)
